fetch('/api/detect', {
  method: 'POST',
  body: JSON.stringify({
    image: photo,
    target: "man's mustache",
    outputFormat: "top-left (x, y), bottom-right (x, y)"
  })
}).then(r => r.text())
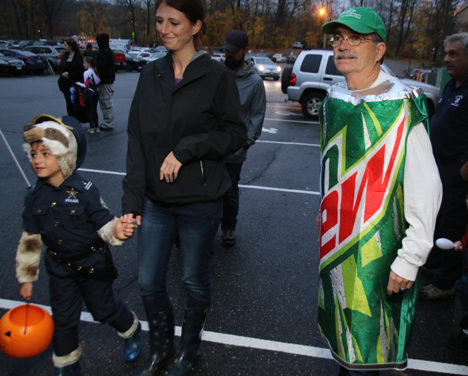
top-left (335, 52), bottom-right (358, 59)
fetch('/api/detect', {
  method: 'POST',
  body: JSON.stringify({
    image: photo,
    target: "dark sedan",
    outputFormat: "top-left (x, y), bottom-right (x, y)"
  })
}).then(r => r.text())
top-left (0, 48), bottom-right (45, 74)
top-left (0, 52), bottom-right (25, 75)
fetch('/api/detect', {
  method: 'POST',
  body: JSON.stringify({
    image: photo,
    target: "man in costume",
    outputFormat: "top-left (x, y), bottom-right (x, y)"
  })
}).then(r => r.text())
top-left (318, 7), bottom-right (442, 375)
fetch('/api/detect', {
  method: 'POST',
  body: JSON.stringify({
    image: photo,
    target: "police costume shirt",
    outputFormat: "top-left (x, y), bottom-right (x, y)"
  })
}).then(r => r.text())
top-left (23, 172), bottom-right (113, 254)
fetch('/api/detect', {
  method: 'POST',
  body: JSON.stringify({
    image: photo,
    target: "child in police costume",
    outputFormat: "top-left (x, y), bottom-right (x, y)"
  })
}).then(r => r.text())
top-left (16, 114), bottom-right (141, 376)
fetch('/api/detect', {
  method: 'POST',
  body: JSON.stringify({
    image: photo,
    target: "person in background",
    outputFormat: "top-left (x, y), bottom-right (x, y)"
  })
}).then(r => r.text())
top-left (96, 33), bottom-right (115, 131)
top-left (420, 32), bottom-right (468, 300)
top-left (83, 43), bottom-right (98, 59)
top-left (121, 1), bottom-right (246, 375)
top-left (221, 29), bottom-right (266, 246)
top-left (57, 39), bottom-right (84, 120)
top-left (80, 56), bottom-right (101, 133)
top-left (318, 7), bottom-right (442, 375)
top-left (17, 114), bottom-right (141, 376)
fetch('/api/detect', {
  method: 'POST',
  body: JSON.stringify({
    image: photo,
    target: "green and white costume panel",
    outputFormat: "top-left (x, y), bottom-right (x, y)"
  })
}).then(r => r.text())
top-left (318, 71), bottom-right (441, 370)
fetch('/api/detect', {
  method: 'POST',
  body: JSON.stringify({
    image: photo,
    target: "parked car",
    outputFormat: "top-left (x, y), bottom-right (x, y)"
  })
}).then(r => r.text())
top-left (252, 56), bottom-right (281, 80)
top-left (292, 41), bottom-right (304, 49)
top-left (0, 48), bottom-right (45, 74)
top-left (272, 53), bottom-right (286, 63)
top-left (154, 46), bottom-right (168, 53)
top-left (23, 45), bottom-right (64, 70)
top-left (112, 49), bottom-right (127, 70)
top-left (287, 52), bottom-right (296, 64)
top-left (406, 68), bottom-right (432, 81)
top-left (282, 49), bottom-right (440, 120)
top-left (0, 52), bottom-right (25, 75)
top-left (142, 51), bottom-right (167, 63)
top-left (211, 52), bottom-right (225, 62)
top-left (125, 52), bottom-right (145, 71)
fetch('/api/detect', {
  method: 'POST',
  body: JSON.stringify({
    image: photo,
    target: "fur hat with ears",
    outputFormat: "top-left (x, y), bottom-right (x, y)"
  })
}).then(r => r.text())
top-left (23, 115), bottom-right (87, 179)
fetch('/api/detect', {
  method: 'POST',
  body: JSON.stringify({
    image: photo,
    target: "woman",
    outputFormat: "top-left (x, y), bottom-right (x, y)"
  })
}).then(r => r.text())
top-left (122, 1), bottom-right (246, 376)
top-left (58, 39), bottom-right (84, 120)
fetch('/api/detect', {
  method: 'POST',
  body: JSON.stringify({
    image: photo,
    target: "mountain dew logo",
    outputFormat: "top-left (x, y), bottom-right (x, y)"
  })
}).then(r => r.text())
top-left (319, 100), bottom-right (410, 269)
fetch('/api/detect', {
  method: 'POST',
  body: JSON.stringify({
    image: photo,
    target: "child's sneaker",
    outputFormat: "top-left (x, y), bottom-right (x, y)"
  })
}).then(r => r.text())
top-left (124, 322), bottom-right (142, 362)
top-left (87, 128), bottom-right (95, 134)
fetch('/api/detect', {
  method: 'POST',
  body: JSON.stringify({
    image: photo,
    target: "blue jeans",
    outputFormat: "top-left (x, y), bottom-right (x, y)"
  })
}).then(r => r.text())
top-left (138, 198), bottom-right (222, 309)
top-left (222, 162), bottom-right (242, 231)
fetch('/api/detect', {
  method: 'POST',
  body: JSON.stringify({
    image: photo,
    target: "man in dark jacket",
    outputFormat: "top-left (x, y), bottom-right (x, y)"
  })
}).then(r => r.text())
top-left (96, 33), bottom-right (115, 131)
top-left (421, 32), bottom-right (468, 300)
top-left (221, 30), bottom-right (266, 246)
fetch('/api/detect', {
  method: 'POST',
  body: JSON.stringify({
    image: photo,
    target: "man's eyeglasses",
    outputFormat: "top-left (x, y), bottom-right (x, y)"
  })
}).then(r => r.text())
top-left (330, 34), bottom-right (379, 47)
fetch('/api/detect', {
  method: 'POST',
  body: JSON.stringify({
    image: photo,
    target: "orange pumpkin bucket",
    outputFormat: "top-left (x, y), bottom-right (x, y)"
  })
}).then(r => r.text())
top-left (0, 304), bottom-right (54, 358)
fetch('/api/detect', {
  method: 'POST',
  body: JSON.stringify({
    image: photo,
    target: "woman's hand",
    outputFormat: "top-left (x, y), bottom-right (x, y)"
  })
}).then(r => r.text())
top-left (62, 72), bottom-right (69, 78)
top-left (114, 216), bottom-right (138, 240)
top-left (160, 152), bottom-right (182, 183)
top-left (20, 283), bottom-right (33, 301)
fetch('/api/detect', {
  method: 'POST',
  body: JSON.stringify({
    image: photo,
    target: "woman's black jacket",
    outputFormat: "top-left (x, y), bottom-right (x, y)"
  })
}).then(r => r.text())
top-left (122, 52), bottom-right (247, 215)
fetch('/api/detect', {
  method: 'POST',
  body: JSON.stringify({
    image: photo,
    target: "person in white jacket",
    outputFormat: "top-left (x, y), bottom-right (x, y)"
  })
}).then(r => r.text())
top-left (77, 56), bottom-right (101, 133)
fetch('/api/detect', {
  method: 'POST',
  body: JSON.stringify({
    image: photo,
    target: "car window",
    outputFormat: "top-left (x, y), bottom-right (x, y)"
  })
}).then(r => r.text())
top-left (300, 54), bottom-right (322, 73)
top-left (325, 56), bottom-right (343, 76)
top-left (255, 57), bottom-right (273, 64)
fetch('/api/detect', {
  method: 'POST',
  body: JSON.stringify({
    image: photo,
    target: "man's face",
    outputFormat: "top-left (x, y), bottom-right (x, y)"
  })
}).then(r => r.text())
top-left (444, 40), bottom-right (468, 82)
top-left (333, 26), bottom-right (385, 77)
top-left (224, 48), bottom-right (245, 70)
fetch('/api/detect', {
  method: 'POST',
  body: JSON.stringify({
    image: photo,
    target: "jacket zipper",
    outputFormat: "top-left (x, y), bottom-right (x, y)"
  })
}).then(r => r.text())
top-left (200, 161), bottom-right (207, 187)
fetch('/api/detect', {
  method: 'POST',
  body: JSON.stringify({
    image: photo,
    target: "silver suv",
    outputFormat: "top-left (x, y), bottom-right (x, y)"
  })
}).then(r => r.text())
top-left (281, 49), bottom-right (441, 120)
top-left (23, 45), bottom-right (64, 70)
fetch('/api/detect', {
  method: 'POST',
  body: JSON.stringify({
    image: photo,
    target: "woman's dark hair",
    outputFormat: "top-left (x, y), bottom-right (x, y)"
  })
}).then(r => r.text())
top-left (84, 56), bottom-right (96, 69)
top-left (61, 38), bottom-right (81, 66)
top-left (156, 0), bottom-right (206, 48)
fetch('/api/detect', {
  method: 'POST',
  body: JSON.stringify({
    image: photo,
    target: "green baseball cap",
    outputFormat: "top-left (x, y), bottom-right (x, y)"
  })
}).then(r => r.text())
top-left (321, 7), bottom-right (386, 42)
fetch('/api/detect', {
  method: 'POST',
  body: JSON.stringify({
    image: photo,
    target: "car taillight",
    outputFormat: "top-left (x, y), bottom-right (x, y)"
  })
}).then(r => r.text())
top-left (57, 55), bottom-right (61, 60)
top-left (290, 73), bottom-right (296, 86)
top-left (24, 57), bottom-right (30, 61)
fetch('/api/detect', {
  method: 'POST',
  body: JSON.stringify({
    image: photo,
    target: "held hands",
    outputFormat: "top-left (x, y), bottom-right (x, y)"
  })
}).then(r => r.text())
top-left (387, 270), bottom-right (414, 295)
top-left (20, 282), bottom-right (33, 301)
top-left (114, 215), bottom-right (140, 240)
top-left (160, 152), bottom-right (182, 183)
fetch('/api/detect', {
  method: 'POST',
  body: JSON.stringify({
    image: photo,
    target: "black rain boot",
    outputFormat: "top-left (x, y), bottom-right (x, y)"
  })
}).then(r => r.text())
top-left (134, 298), bottom-right (175, 376)
top-left (164, 307), bottom-right (208, 376)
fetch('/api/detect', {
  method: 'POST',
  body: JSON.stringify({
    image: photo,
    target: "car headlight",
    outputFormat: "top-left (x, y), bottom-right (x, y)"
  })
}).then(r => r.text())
top-left (258, 64), bottom-right (265, 72)
top-left (276, 66), bottom-right (281, 72)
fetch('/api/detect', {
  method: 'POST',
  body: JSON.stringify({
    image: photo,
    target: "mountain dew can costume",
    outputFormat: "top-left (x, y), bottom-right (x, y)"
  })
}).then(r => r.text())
top-left (318, 72), bottom-right (441, 371)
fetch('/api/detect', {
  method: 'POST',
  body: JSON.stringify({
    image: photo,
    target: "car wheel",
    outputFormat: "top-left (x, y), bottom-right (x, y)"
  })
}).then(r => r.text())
top-left (126, 63), bottom-right (133, 72)
top-left (281, 66), bottom-right (292, 94)
top-left (301, 91), bottom-right (325, 120)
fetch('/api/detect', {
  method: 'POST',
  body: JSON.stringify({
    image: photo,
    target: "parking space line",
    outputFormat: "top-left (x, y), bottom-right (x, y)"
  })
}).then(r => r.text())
top-left (1, 298), bottom-right (466, 375)
top-left (77, 168), bottom-right (320, 196)
top-left (257, 140), bottom-right (320, 147)
top-left (265, 117), bottom-right (317, 124)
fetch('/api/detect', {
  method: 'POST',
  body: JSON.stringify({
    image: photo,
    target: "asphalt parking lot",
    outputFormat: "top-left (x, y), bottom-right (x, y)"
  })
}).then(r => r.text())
top-left (0, 70), bottom-right (467, 376)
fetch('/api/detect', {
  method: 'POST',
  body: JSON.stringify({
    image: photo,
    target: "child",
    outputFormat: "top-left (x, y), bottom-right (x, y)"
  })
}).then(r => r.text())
top-left (77, 56), bottom-right (101, 134)
top-left (16, 114), bottom-right (141, 376)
